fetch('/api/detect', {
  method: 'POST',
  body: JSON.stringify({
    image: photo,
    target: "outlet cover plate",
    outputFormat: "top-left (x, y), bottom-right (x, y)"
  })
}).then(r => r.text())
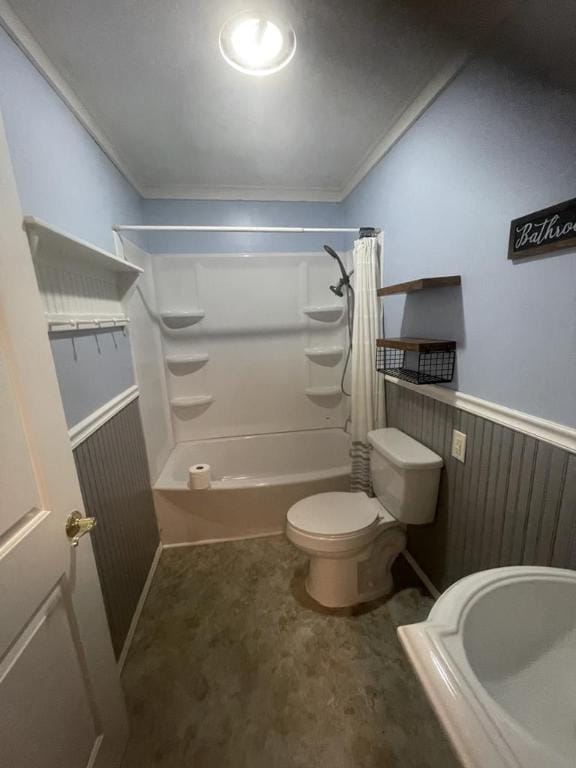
top-left (452, 429), bottom-right (467, 463)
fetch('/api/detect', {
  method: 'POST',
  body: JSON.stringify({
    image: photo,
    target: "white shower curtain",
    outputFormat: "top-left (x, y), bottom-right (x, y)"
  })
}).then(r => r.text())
top-left (350, 236), bottom-right (385, 493)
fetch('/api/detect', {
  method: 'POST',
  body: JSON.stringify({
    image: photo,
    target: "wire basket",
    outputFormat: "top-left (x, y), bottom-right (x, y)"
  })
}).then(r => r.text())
top-left (376, 345), bottom-right (455, 385)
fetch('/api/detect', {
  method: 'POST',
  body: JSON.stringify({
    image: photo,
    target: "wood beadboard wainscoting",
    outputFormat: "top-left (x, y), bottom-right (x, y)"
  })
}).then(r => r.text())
top-left (74, 398), bottom-right (160, 660)
top-left (385, 380), bottom-right (576, 593)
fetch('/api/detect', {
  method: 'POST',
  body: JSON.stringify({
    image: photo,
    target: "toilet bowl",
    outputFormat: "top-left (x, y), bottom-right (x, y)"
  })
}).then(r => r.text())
top-left (286, 428), bottom-right (443, 608)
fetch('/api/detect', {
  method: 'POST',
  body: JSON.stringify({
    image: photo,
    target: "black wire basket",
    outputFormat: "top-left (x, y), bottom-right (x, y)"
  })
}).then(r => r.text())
top-left (376, 339), bottom-right (456, 385)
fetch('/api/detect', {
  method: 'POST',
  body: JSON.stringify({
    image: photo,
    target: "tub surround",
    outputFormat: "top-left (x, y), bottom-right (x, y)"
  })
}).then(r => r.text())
top-left (149, 250), bottom-right (350, 443)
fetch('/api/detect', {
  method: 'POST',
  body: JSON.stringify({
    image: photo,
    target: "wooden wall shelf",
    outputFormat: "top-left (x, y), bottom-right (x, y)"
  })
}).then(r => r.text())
top-left (377, 338), bottom-right (456, 352)
top-left (377, 275), bottom-right (461, 296)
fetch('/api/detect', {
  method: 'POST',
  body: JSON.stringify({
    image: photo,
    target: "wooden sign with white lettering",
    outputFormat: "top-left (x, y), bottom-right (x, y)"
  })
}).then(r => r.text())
top-left (508, 198), bottom-right (576, 259)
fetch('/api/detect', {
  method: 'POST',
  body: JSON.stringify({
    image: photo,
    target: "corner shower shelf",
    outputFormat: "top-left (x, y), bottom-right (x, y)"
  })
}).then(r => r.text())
top-left (160, 311), bottom-right (205, 329)
top-left (305, 386), bottom-right (342, 397)
top-left (166, 354), bottom-right (210, 370)
top-left (24, 216), bottom-right (142, 332)
top-left (170, 395), bottom-right (214, 409)
top-left (377, 275), bottom-right (461, 296)
top-left (304, 346), bottom-right (344, 365)
top-left (302, 305), bottom-right (344, 322)
top-left (376, 338), bottom-right (456, 385)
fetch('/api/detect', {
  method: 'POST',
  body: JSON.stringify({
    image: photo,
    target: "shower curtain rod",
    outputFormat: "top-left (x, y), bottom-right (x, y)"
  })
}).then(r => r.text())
top-left (112, 225), bottom-right (379, 234)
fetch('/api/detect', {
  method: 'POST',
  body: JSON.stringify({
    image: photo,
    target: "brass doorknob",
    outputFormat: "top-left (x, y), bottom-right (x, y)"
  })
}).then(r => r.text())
top-left (66, 510), bottom-right (97, 547)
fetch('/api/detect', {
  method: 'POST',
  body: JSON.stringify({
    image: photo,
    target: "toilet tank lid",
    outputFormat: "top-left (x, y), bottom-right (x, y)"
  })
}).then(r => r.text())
top-left (367, 428), bottom-right (443, 470)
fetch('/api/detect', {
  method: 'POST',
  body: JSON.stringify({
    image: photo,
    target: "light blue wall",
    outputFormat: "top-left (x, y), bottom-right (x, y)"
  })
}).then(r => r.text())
top-left (0, 27), bottom-right (143, 252)
top-left (50, 329), bottom-right (135, 428)
top-left (343, 54), bottom-right (576, 427)
top-left (4, 17), bottom-right (575, 429)
top-left (143, 199), bottom-right (353, 254)
top-left (0, 28), bottom-right (142, 426)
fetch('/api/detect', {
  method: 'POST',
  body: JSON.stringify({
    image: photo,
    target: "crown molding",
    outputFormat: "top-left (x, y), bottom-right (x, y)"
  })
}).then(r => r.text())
top-left (142, 52), bottom-right (469, 203)
top-left (0, 0), bottom-right (470, 204)
top-left (340, 0), bottom-right (523, 200)
top-left (140, 183), bottom-right (343, 203)
top-left (0, 0), bottom-right (145, 195)
top-left (339, 51), bottom-right (469, 200)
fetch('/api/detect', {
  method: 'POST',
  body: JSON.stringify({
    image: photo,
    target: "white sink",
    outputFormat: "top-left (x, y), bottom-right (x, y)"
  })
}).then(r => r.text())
top-left (398, 567), bottom-right (576, 768)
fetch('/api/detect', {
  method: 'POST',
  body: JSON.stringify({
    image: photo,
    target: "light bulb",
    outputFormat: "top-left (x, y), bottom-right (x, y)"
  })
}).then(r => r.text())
top-left (230, 18), bottom-right (283, 68)
top-left (219, 12), bottom-right (296, 76)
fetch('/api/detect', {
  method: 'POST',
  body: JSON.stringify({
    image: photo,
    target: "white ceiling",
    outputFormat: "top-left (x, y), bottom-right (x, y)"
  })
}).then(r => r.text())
top-left (3, 0), bottom-right (510, 200)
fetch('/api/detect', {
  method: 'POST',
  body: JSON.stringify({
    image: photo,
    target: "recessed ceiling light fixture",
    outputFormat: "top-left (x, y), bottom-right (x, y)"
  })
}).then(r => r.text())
top-left (219, 11), bottom-right (296, 76)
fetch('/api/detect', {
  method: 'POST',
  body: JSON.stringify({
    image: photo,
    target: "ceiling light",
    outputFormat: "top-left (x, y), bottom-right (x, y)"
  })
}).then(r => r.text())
top-left (219, 11), bottom-right (296, 76)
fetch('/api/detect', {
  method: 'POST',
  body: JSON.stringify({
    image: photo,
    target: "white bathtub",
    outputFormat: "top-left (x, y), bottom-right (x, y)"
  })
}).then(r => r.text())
top-left (153, 429), bottom-right (350, 545)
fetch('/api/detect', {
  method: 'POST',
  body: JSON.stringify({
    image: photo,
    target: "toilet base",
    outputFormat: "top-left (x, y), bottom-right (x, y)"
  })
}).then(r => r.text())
top-left (303, 526), bottom-right (407, 608)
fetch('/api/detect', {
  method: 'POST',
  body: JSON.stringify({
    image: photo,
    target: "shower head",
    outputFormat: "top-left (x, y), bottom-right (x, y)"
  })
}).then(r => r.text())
top-left (323, 244), bottom-right (349, 285)
top-left (323, 244), bottom-right (340, 261)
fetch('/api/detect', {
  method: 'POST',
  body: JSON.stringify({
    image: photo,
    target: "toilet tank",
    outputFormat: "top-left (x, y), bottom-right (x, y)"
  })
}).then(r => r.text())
top-left (367, 428), bottom-right (443, 525)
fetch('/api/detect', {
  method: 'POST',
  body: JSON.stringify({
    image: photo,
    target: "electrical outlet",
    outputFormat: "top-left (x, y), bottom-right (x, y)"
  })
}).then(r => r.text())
top-left (452, 429), bottom-right (467, 463)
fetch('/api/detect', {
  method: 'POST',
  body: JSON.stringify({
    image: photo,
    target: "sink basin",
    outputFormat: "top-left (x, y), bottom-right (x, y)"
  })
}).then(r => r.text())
top-left (398, 567), bottom-right (576, 768)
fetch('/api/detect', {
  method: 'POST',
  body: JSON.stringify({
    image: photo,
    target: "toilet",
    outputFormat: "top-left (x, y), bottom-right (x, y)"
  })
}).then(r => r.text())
top-left (286, 428), bottom-right (443, 608)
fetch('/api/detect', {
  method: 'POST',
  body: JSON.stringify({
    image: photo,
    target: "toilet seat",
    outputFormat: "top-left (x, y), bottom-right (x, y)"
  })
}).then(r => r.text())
top-left (287, 492), bottom-right (381, 537)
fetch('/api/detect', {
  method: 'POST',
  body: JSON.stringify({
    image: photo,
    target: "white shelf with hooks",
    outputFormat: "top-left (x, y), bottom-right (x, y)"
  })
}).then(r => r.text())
top-left (24, 216), bottom-right (142, 332)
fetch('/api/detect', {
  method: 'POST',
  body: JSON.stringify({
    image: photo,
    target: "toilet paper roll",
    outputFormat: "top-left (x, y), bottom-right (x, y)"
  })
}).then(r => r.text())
top-left (188, 463), bottom-right (211, 490)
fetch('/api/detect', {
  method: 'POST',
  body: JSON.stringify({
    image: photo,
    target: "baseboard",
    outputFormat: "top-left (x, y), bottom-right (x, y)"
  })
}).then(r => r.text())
top-left (117, 542), bottom-right (163, 671)
top-left (402, 551), bottom-right (440, 600)
top-left (162, 530), bottom-right (284, 549)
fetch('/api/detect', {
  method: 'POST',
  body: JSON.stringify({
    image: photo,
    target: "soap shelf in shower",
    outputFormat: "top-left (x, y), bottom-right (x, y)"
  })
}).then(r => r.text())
top-left (302, 305), bottom-right (343, 322)
top-left (305, 386), bottom-right (342, 397)
top-left (171, 395), bottom-right (214, 409)
top-left (160, 310), bottom-right (205, 329)
top-left (305, 347), bottom-right (344, 365)
top-left (376, 338), bottom-right (456, 385)
top-left (166, 354), bottom-right (209, 371)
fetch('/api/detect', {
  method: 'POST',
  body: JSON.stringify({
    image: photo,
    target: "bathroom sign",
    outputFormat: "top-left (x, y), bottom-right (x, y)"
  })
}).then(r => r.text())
top-left (508, 197), bottom-right (576, 259)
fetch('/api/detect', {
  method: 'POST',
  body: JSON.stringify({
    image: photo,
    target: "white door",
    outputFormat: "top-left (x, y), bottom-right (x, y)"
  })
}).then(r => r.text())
top-left (0, 114), bottom-right (128, 767)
